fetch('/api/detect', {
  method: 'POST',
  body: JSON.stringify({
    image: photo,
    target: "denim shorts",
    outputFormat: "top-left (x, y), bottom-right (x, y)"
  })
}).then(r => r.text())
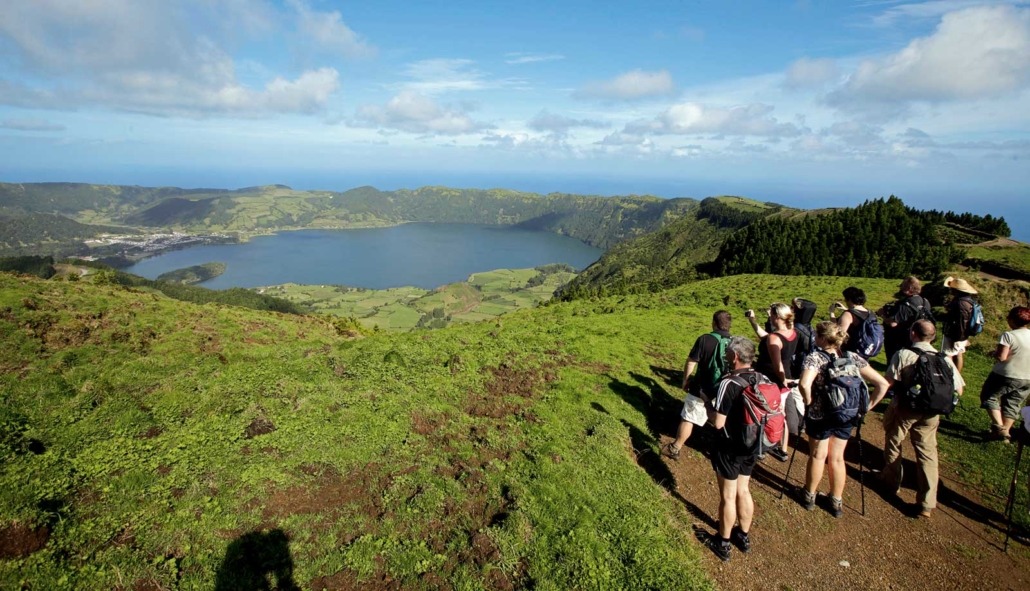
top-left (805, 418), bottom-right (854, 441)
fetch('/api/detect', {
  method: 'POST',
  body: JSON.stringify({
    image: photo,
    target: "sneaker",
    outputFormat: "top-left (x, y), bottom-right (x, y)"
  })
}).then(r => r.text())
top-left (830, 496), bottom-right (844, 518)
top-left (731, 527), bottom-right (751, 554)
top-left (697, 531), bottom-right (732, 562)
top-left (767, 447), bottom-right (789, 462)
top-left (661, 442), bottom-right (681, 460)
top-left (798, 488), bottom-right (817, 511)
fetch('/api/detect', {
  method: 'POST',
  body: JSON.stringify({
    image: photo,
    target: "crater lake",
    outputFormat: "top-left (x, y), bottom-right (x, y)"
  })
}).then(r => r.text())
top-left (123, 223), bottom-right (602, 290)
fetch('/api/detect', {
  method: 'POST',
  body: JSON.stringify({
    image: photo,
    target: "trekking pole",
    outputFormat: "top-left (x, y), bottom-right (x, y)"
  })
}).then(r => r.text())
top-left (1004, 437), bottom-right (1025, 553)
top-left (856, 417), bottom-right (866, 517)
top-left (780, 412), bottom-right (807, 500)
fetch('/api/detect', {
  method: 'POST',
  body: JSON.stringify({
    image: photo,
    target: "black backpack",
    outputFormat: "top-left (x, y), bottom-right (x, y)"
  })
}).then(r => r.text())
top-left (902, 297), bottom-right (935, 327)
top-left (791, 324), bottom-right (813, 377)
top-left (898, 348), bottom-right (956, 416)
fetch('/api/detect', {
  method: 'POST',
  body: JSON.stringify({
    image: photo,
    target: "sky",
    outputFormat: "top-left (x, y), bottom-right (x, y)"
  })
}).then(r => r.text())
top-left (0, 1), bottom-right (1027, 235)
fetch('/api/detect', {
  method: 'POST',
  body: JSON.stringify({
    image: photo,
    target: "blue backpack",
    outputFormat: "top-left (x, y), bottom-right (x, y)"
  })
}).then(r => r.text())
top-left (817, 351), bottom-right (870, 424)
top-left (852, 310), bottom-right (884, 359)
top-left (967, 299), bottom-right (985, 337)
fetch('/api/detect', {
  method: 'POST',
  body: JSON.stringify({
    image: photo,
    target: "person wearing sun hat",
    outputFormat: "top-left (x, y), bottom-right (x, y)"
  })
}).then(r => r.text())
top-left (942, 276), bottom-right (979, 374)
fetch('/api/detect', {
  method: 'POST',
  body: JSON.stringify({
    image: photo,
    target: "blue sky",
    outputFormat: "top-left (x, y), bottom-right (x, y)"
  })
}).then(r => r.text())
top-left (0, 1), bottom-right (1027, 230)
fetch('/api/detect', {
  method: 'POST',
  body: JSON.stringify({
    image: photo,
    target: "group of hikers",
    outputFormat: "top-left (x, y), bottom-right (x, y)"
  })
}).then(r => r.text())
top-left (660, 276), bottom-right (1030, 561)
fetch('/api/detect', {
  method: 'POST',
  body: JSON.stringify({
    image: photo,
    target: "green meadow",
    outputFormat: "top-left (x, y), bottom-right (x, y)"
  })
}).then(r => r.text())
top-left (1, 271), bottom-right (1027, 590)
top-left (261, 267), bottom-right (577, 331)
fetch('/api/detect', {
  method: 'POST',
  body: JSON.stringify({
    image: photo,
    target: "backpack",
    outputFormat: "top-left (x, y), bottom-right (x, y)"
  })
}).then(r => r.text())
top-left (816, 351), bottom-right (870, 424)
top-left (701, 332), bottom-right (731, 393)
top-left (899, 348), bottom-right (957, 415)
top-left (851, 310), bottom-right (884, 359)
top-left (902, 297), bottom-right (936, 327)
top-left (966, 299), bottom-right (985, 337)
top-left (791, 323), bottom-right (813, 377)
top-left (728, 373), bottom-right (785, 454)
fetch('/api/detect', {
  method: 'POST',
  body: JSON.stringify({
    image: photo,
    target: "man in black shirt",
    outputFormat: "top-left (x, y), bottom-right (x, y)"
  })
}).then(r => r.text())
top-left (878, 276), bottom-right (934, 362)
top-left (698, 336), bottom-right (762, 561)
top-left (663, 311), bottom-right (732, 459)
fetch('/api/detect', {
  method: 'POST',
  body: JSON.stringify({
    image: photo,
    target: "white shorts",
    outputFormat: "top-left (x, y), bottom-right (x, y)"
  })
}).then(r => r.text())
top-left (941, 336), bottom-right (968, 357)
top-left (680, 393), bottom-right (710, 427)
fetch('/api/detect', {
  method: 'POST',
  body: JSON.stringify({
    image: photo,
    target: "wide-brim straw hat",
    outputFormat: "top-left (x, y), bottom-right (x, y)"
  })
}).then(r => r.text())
top-left (944, 276), bottom-right (978, 294)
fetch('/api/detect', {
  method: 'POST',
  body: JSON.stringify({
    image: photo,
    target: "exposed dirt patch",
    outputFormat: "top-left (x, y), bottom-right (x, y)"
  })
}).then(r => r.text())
top-left (655, 404), bottom-right (1030, 590)
top-left (262, 462), bottom-right (386, 524)
top-left (244, 416), bottom-right (276, 439)
top-left (138, 426), bottom-right (163, 439)
top-left (0, 522), bottom-right (50, 559)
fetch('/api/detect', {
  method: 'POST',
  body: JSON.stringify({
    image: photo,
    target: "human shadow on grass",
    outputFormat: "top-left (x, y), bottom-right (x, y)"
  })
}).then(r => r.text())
top-left (621, 417), bottom-right (718, 529)
top-left (215, 528), bottom-right (300, 591)
top-left (937, 417), bottom-right (990, 444)
top-left (606, 373), bottom-right (680, 440)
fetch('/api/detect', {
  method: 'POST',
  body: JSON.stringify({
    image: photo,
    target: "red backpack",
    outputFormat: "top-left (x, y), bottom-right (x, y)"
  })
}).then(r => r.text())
top-left (729, 373), bottom-right (785, 453)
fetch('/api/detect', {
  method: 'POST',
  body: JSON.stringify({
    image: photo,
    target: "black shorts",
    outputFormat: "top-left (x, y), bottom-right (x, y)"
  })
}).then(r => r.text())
top-left (711, 450), bottom-right (758, 480)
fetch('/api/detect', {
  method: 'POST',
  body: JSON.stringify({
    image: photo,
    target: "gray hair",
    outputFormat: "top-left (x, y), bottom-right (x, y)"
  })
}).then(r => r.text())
top-left (726, 336), bottom-right (755, 366)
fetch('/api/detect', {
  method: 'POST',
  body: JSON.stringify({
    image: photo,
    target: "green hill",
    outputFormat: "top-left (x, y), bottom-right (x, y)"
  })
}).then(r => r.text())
top-left (3, 269), bottom-right (1027, 589)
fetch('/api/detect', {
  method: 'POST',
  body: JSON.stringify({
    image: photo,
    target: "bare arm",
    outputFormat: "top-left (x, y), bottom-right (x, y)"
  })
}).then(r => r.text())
top-left (799, 367), bottom-right (818, 406)
top-left (747, 311), bottom-right (768, 339)
top-left (712, 411), bottom-right (727, 430)
top-left (995, 344), bottom-right (1012, 363)
top-left (861, 364), bottom-right (891, 410)
top-left (838, 310), bottom-right (854, 334)
top-left (682, 359), bottom-right (698, 390)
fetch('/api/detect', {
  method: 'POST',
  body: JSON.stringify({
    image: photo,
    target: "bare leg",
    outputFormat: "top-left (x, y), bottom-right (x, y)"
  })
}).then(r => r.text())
top-left (671, 420), bottom-right (694, 450)
top-left (827, 437), bottom-right (849, 499)
top-left (717, 475), bottom-right (738, 539)
top-left (805, 437), bottom-right (829, 494)
top-left (736, 475), bottom-right (754, 533)
top-left (954, 351), bottom-right (965, 374)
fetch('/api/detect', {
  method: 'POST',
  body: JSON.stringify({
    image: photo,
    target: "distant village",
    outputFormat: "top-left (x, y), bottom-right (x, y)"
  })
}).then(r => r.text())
top-left (80, 232), bottom-right (236, 262)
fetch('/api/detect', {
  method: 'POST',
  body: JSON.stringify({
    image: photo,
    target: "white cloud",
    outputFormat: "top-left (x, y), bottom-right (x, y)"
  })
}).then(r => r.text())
top-left (828, 5), bottom-right (1030, 109)
top-left (354, 91), bottom-right (492, 135)
top-left (784, 58), bottom-right (840, 89)
top-left (287, 0), bottom-right (375, 58)
top-left (0, 0), bottom-right (349, 117)
top-left (869, 0), bottom-right (1029, 27)
top-left (626, 102), bottom-right (803, 137)
top-left (505, 53), bottom-right (565, 65)
top-left (401, 59), bottom-right (489, 94)
top-left (576, 70), bottom-right (676, 101)
top-left (0, 118), bottom-right (65, 131)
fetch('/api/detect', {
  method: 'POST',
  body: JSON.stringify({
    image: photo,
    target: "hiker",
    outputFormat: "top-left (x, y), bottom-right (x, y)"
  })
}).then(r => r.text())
top-left (830, 286), bottom-right (881, 359)
top-left (878, 276), bottom-right (935, 363)
top-left (980, 306), bottom-right (1030, 443)
top-left (941, 276), bottom-right (981, 375)
top-left (699, 336), bottom-right (766, 561)
top-left (798, 321), bottom-right (889, 517)
top-left (746, 302), bottom-right (798, 462)
top-left (881, 320), bottom-right (964, 518)
top-left (663, 311), bottom-right (732, 459)
top-left (788, 298), bottom-right (818, 436)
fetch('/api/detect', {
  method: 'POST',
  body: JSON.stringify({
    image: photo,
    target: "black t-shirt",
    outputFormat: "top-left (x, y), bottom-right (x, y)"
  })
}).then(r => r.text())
top-left (688, 329), bottom-right (731, 397)
top-left (887, 295), bottom-right (933, 347)
top-left (713, 368), bottom-right (763, 456)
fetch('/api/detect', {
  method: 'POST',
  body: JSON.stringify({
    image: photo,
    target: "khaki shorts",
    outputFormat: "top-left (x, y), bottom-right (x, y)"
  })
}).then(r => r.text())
top-left (680, 393), bottom-right (710, 427)
top-left (941, 336), bottom-right (968, 357)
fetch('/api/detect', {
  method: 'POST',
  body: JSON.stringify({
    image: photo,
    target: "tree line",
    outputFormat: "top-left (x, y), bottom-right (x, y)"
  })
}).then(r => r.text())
top-left (712, 196), bottom-right (1000, 279)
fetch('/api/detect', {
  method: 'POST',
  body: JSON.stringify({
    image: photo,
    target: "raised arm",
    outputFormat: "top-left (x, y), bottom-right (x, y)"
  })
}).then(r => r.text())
top-left (861, 364), bottom-right (891, 409)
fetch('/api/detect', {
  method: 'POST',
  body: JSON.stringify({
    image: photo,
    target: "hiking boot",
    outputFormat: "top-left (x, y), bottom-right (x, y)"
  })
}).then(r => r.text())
top-left (697, 531), bottom-right (731, 562)
top-left (661, 442), bottom-right (681, 460)
top-left (767, 447), bottom-right (789, 462)
top-left (830, 496), bottom-right (844, 518)
top-left (731, 526), bottom-right (751, 554)
top-left (798, 488), bottom-right (817, 511)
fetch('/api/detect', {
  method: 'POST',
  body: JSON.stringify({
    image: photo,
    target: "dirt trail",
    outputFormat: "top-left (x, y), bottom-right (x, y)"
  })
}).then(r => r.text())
top-left (653, 393), bottom-right (1030, 590)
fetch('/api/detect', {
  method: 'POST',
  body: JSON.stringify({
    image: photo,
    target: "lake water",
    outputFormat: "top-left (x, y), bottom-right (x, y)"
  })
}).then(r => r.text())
top-left (123, 223), bottom-right (602, 290)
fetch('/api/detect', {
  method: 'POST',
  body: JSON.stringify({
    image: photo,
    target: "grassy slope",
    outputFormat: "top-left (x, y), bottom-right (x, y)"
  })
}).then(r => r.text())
top-left (2, 272), bottom-right (1027, 589)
